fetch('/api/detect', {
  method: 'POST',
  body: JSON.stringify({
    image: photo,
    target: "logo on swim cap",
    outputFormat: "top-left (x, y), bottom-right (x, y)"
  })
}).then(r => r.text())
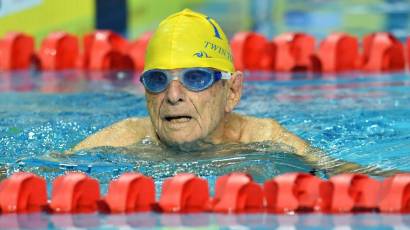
top-left (144, 9), bottom-right (234, 73)
top-left (193, 51), bottom-right (210, 58)
top-left (206, 16), bottom-right (222, 39)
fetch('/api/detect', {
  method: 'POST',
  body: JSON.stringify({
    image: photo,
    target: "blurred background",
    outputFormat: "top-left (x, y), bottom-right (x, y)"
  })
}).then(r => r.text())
top-left (0, 0), bottom-right (409, 45)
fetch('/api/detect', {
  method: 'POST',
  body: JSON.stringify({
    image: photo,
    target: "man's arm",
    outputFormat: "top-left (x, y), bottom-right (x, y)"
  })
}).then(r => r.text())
top-left (269, 119), bottom-right (400, 177)
top-left (72, 117), bottom-right (153, 152)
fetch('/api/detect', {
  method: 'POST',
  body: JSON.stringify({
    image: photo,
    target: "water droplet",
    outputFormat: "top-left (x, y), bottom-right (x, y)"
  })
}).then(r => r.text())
top-left (28, 132), bottom-right (35, 140)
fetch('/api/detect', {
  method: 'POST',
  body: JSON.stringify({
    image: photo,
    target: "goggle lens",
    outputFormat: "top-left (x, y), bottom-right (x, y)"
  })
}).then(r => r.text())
top-left (181, 69), bottom-right (213, 91)
top-left (140, 68), bottom-right (223, 93)
top-left (141, 70), bottom-right (169, 93)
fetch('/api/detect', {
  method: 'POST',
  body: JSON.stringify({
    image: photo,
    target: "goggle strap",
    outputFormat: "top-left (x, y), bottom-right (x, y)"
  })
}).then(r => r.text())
top-left (221, 72), bottom-right (232, 80)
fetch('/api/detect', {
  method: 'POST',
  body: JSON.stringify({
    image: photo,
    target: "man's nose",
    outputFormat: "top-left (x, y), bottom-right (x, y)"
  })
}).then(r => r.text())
top-left (165, 80), bottom-right (185, 104)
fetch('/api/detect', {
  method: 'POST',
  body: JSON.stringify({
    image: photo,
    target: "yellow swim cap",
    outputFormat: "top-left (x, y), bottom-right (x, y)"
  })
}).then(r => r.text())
top-left (144, 9), bottom-right (234, 73)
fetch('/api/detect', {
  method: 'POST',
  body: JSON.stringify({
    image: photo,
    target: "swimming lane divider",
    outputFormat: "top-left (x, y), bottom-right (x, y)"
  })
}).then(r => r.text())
top-left (0, 171), bottom-right (408, 214)
top-left (1, 30), bottom-right (408, 73)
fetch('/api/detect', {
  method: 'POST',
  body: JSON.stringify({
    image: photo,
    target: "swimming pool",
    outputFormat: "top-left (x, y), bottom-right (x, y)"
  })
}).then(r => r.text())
top-left (1, 212), bottom-right (409, 229)
top-left (0, 70), bottom-right (409, 228)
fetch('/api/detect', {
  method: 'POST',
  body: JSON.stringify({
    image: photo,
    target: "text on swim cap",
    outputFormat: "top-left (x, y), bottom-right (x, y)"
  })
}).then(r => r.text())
top-left (204, 41), bottom-right (233, 61)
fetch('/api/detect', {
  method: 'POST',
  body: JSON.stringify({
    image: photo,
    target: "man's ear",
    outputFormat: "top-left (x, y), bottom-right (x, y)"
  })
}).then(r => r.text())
top-left (225, 71), bottom-right (243, 113)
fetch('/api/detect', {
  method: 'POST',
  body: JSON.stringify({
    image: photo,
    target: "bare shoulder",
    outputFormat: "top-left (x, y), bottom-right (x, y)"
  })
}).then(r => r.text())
top-left (230, 113), bottom-right (282, 141)
top-left (114, 117), bottom-right (152, 130)
top-left (72, 117), bottom-right (154, 151)
top-left (229, 113), bottom-right (309, 155)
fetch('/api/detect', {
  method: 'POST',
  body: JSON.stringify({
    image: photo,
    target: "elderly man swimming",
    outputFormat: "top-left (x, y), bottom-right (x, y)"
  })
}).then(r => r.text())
top-left (73, 9), bottom-right (394, 176)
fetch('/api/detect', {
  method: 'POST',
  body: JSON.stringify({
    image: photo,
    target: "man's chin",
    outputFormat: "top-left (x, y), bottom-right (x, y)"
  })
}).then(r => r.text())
top-left (159, 135), bottom-right (209, 152)
top-left (162, 136), bottom-right (198, 146)
top-left (158, 128), bottom-right (199, 144)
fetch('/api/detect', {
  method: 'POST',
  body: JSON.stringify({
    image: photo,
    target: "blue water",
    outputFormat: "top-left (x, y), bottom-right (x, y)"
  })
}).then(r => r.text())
top-left (0, 213), bottom-right (409, 229)
top-left (0, 70), bottom-right (410, 229)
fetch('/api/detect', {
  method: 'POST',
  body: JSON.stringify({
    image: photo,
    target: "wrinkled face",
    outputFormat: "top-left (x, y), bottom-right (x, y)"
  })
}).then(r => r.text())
top-left (145, 70), bottom-right (228, 145)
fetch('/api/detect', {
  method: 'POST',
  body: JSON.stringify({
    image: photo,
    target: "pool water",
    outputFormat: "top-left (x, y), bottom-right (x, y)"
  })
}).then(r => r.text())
top-left (0, 70), bottom-right (409, 229)
top-left (1, 212), bottom-right (409, 229)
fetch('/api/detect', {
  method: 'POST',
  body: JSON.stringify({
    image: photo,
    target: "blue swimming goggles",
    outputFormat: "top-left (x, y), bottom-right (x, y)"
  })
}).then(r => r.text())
top-left (140, 68), bottom-right (232, 93)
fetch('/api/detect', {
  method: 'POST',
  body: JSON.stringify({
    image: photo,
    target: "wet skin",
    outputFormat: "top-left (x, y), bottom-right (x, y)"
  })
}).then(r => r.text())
top-left (73, 70), bottom-right (401, 176)
top-left (145, 70), bottom-right (229, 147)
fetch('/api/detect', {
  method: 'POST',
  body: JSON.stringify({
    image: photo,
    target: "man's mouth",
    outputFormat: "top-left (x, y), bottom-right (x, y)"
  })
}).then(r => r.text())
top-left (164, 115), bottom-right (192, 123)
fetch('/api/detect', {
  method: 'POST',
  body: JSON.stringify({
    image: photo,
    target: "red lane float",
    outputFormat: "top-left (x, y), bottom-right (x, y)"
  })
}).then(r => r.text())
top-left (407, 37), bottom-right (410, 71)
top-left (49, 172), bottom-right (100, 213)
top-left (361, 32), bottom-right (405, 72)
top-left (264, 172), bottom-right (328, 213)
top-left (0, 32), bottom-right (34, 70)
top-left (159, 173), bottom-right (210, 213)
top-left (378, 173), bottom-right (410, 213)
top-left (0, 171), bottom-right (409, 215)
top-left (128, 32), bottom-right (153, 71)
top-left (84, 30), bottom-right (134, 71)
top-left (38, 32), bottom-right (79, 70)
top-left (230, 32), bottom-right (276, 71)
top-left (104, 172), bottom-right (155, 213)
top-left (2, 30), bottom-right (410, 73)
top-left (0, 172), bottom-right (47, 213)
top-left (273, 32), bottom-right (316, 72)
top-left (212, 173), bottom-right (264, 213)
top-left (321, 174), bottom-right (381, 212)
top-left (315, 32), bottom-right (360, 73)
top-left (82, 32), bottom-right (95, 69)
